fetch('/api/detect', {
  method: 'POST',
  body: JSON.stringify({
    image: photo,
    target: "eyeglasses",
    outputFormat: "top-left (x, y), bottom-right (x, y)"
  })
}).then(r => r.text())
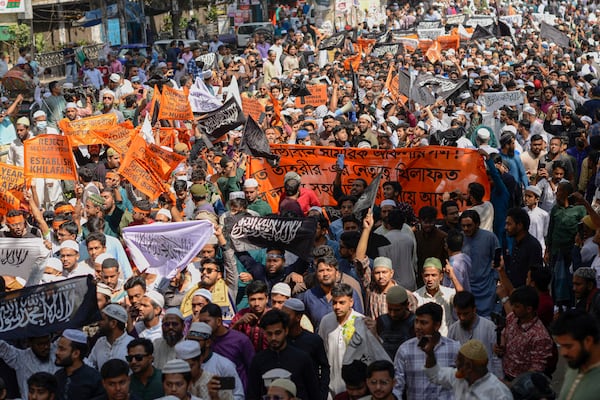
top-left (200, 268), bottom-right (218, 274)
top-left (126, 354), bottom-right (148, 362)
top-left (103, 96), bottom-right (113, 100)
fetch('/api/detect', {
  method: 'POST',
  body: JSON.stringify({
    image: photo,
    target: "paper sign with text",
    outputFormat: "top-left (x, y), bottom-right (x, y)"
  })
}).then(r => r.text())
top-left (294, 84), bottom-right (328, 107)
top-left (57, 114), bottom-right (117, 147)
top-left (24, 135), bottom-right (78, 181)
top-left (158, 85), bottom-right (194, 121)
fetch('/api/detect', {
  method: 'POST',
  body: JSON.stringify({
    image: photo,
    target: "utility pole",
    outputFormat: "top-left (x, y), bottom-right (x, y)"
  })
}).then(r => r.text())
top-left (118, 0), bottom-right (128, 45)
top-left (172, 0), bottom-right (181, 38)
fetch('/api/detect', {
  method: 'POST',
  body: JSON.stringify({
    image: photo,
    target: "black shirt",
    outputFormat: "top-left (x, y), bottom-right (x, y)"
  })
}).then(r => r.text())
top-left (55, 364), bottom-right (105, 400)
top-left (288, 330), bottom-right (330, 400)
top-left (377, 312), bottom-right (416, 359)
top-left (505, 233), bottom-right (543, 288)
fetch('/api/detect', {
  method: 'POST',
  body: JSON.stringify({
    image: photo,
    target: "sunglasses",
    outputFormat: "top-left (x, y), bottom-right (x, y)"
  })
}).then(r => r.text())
top-left (103, 96), bottom-right (113, 100)
top-left (126, 354), bottom-right (148, 362)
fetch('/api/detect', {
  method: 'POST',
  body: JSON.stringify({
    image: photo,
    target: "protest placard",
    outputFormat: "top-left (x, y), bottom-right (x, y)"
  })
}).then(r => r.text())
top-left (158, 85), bottom-right (194, 121)
top-left (195, 53), bottom-right (217, 69)
top-left (89, 121), bottom-right (136, 155)
top-left (294, 84), bottom-right (328, 107)
top-left (57, 114), bottom-right (117, 147)
top-left (24, 135), bottom-right (78, 181)
top-left (241, 95), bottom-right (266, 120)
top-left (371, 44), bottom-right (401, 58)
top-left (123, 135), bottom-right (185, 180)
top-left (0, 162), bottom-right (24, 213)
top-left (123, 220), bottom-right (214, 278)
top-left (0, 237), bottom-right (50, 280)
top-left (481, 91), bottom-right (524, 112)
top-left (247, 145), bottom-right (489, 213)
top-left (230, 216), bottom-right (316, 260)
top-left (118, 153), bottom-right (166, 200)
top-left (0, 276), bottom-right (101, 340)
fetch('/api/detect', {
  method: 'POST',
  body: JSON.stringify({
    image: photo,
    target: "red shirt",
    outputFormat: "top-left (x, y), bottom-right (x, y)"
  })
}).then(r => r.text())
top-left (537, 291), bottom-right (554, 327)
top-left (279, 187), bottom-right (320, 216)
top-left (231, 307), bottom-right (269, 352)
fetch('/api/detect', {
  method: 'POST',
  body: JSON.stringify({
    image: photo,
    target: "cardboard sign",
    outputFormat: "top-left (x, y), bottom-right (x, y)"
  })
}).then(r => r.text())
top-left (241, 95), bottom-right (266, 121)
top-left (158, 85), bottom-right (194, 121)
top-left (58, 114), bottom-right (118, 147)
top-left (294, 84), bottom-right (328, 107)
top-left (118, 152), bottom-right (167, 201)
top-left (247, 145), bottom-right (489, 213)
top-left (89, 121), bottom-right (136, 155)
top-left (0, 162), bottom-right (25, 214)
top-left (24, 135), bottom-right (78, 181)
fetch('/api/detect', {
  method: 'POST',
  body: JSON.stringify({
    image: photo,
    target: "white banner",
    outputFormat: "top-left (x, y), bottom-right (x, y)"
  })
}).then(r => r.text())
top-left (481, 91), bottom-right (524, 112)
top-left (532, 13), bottom-right (557, 26)
top-left (417, 28), bottom-right (445, 40)
top-left (123, 220), bottom-right (214, 278)
top-left (500, 14), bottom-right (522, 28)
top-left (195, 53), bottom-right (217, 70)
top-left (189, 78), bottom-right (223, 113)
top-left (0, 1), bottom-right (25, 14)
top-left (0, 237), bottom-right (50, 281)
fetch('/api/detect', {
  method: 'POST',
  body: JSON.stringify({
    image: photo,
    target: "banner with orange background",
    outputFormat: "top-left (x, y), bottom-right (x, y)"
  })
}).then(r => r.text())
top-left (89, 120), bottom-right (136, 155)
top-left (57, 114), bottom-right (118, 147)
top-left (294, 84), bottom-right (328, 108)
top-left (0, 162), bottom-right (25, 213)
top-left (241, 94), bottom-right (265, 121)
top-left (247, 145), bottom-right (489, 213)
top-left (158, 86), bottom-right (194, 121)
top-left (122, 135), bottom-right (185, 181)
top-left (23, 135), bottom-right (78, 181)
top-left (118, 152), bottom-right (168, 201)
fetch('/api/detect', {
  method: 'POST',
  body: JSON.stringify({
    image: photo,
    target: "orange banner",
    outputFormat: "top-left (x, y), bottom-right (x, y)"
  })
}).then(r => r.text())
top-left (58, 114), bottom-right (118, 147)
top-left (118, 152), bottom-right (167, 201)
top-left (384, 67), bottom-right (408, 104)
top-left (294, 84), bottom-right (328, 108)
top-left (247, 145), bottom-right (489, 213)
top-left (357, 38), bottom-right (376, 54)
top-left (0, 162), bottom-right (25, 213)
top-left (344, 45), bottom-right (362, 71)
top-left (241, 95), bottom-right (265, 121)
top-left (158, 85), bottom-right (194, 121)
top-left (90, 121), bottom-right (136, 155)
top-left (159, 128), bottom-right (176, 148)
top-left (426, 40), bottom-right (441, 63)
top-left (124, 135), bottom-right (185, 180)
top-left (24, 135), bottom-right (78, 181)
top-left (437, 34), bottom-right (460, 50)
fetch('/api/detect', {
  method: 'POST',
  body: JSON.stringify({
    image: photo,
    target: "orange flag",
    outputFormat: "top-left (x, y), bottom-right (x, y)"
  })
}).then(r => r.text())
top-left (268, 92), bottom-right (282, 125)
top-left (426, 40), bottom-right (441, 63)
top-left (159, 128), bottom-right (177, 148)
top-left (124, 135), bottom-right (185, 180)
top-left (157, 85), bottom-right (194, 121)
top-left (271, 12), bottom-right (277, 26)
top-left (58, 114), bottom-right (118, 147)
top-left (118, 155), bottom-right (167, 201)
top-left (344, 45), bottom-right (362, 71)
top-left (24, 135), bottom-right (78, 181)
top-left (356, 38), bottom-right (376, 54)
top-left (90, 120), bottom-right (136, 155)
top-left (0, 162), bottom-right (25, 213)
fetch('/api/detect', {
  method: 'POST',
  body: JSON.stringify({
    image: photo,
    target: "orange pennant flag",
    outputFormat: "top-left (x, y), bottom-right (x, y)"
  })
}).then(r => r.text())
top-left (268, 92), bottom-right (282, 125)
top-left (0, 162), bottom-right (25, 213)
top-left (24, 135), bottom-right (78, 181)
top-left (426, 40), bottom-right (441, 63)
top-left (157, 85), bottom-right (194, 121)
top-left (125, 135), bottom-right (186, 180)
top-left (118, 156), bottom-right (167, 201)
top-left (90, 121), bottom-right (136, 155)
top-left (271, 12), bottom-right (277, 26)
top-left (344, 45), bottom-right (362, 71)
top-left (356, 38), bottom-right (376, 54)
top-left (58, 114), bottom-right (118, 147)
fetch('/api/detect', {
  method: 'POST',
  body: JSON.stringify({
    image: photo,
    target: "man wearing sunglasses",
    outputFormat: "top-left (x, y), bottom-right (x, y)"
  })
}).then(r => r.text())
top-left (94, 89), bottom-right (124, 123)
top-left (127, 338), bottom-right (164, 400)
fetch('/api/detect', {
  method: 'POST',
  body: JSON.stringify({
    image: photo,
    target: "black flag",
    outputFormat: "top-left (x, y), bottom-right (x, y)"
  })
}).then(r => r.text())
top-left (354, 172), bottom-right (382, 213)
top-left (540, 21), bottom-right (570, 48)
top-left (239, 116), bottom-right (280, 166)
top-left (0, 276), bottom-right (101, 340)
top-left (470, 24), bottom-right (494, 40)
top-left (230, 215), bottom-right (317, 260)
top-left (350, 65), bottom-right (360, 104)
top-left (318, 32), bottom-right (346, 50)
top-left (197, 97), bottom-right (246, 141)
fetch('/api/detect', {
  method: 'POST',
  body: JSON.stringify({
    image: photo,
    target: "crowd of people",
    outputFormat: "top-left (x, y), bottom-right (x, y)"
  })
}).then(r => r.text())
top-left (4, 0), bottom-right (600, 399)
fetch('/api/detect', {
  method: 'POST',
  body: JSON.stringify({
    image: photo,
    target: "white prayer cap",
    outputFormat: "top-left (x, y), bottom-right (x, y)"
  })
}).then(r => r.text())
top-left (46, 257), bottom-right (63, 272)
top-left (101, 89), bottom-right (116, 99)
top-left (229, 191), bottom-right (245, 201)
top-left (33, 110), bottom-right (46, 119)
top-left (59, 240), bottom-right (79, 253)
top-left (156, 208), bottom-right (172, 221)
top-left (175, 340), bottom-right (202, 360)
top-left (476, 128), bottom-right (490, 140)
top-left (271, 282), bottom-right (291, 297)
top-left (192, 288), bottom-right (213, 302)
top-left (102, 303), bottom-right (128, 324)
top-left (380, 199), bottom-right (396, 208)
top-left (165, 307), bottom-right (184, 320)
top-left (109, 73), bottom-right (121, 82)
top-left (95, 253), bottom-right (111, 265)
top-left (162, 359), bottom-right (191, 374)
top-left (202, 70), bottom-right (213, 79)
top-left (522, 105), bottom-right (536, 115)
top-left (62, 329), bottom-right (87, 344)
top-left (97, 282), bottom-right (112, 297)
top-left (144, 290), bottom-right (165, 309)
top-left (65, 102), bottom-right (78, 110)
top-left (243, 178), bottom-right (259, 188)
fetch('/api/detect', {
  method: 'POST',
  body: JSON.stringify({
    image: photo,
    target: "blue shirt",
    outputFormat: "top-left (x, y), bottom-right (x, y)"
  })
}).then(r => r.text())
top-left (0, 117), bottom-right (16, 145)
top-left (462, 228), bottom-right (499, 317)
top-left (299, 284), bottom-right (363, 330)
top-left (499, 151), bottom-right (529, 187)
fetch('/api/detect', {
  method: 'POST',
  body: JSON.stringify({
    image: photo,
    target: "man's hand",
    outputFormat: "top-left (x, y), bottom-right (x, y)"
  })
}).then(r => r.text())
top-left (363, 209), bottom-right (374, 231)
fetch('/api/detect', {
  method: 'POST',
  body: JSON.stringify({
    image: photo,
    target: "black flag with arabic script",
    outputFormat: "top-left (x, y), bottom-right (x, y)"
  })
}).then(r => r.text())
top-left (540, 21), bottom-right (570, 48)
top-left (354, 172), bottom-right (382, 213)
top-left (230, 215), bottom-right (317, 261)
top-left (0, 276), bottom-right (101, 340)
top-left (318, 32), bottom-right (346, 50)
top-left (239, 115), bottom-right (280, 166)
top-left (470, 24), bottom-right (494, 41)
top-left (197, 97), bottom-right (246, 141)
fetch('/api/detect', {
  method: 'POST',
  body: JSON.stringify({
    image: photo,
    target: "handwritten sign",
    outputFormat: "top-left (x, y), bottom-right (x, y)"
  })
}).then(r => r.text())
top-left (118, 154), bottom-right (166, 201)
top-left (0, 276), bottom-right (101, 340)
top-left (58, 114), bottom-right (117, 147)
top-left (24, 135), bottom-right (78, 181)
top-left (123, 220), bottom-right (214, 278)
top-left (241, 95), bottom-right (265, 120)
top-left (294, 84), bottom-right (328, 107)
top-left (158, 85), bottom-right (194, 121)
top-left (481, 91), bottom-right (524, 112)
top-left (89, 121), bottom-right (136, 155)
top-left (247, 145), bottom-right (489, 213)
top-left (0, 237), bottom-right (50, 281)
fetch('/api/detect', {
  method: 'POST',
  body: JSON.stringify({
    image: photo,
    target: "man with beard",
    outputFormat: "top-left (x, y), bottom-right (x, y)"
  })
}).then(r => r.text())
top-left (520, 134), bottom-right (547, 184)
top-left (0, 335), bottom-right (57, 399)
top-left (374, 286), bottom-right (416, 360)
top-left (231, 280), bottom-right (270, 351)
top-left (127, 338), bottom-right (164, 400)
top-left (572, 267), bottom-right (600, 322)
top-left (552, 309), bottom-right (600, 399)
top-left (134, 291), bottom-right (164, 342)
top-left (7, 116), bottom-right (31, 167)
top-left (88, 304), bottom-right (134, 370)
top-left (55, 329), bottom-right (105, 399)
top-left (186, 322), bottom-right (245, 400)
top-left (540, 136), bottom-right (575, 183)
top-left (504, 207), bottom-right (543, 288)
top-left (333, 168), bottom-right (367, 205)
top-left (377, 209), bottom-right (417, 291)
top-left (421, 338), bottom-right (512, 399)
top-left (246, 309), bottom-right (320, 400)
top-left (153, 308), bottom-right (185, 369)
top-left (413, 258), bottom-right (460, 336)
top-left (94, 89), bottom-right (124, 122)
top-left (101, 187), bottom-right (132, 239)
top-left (278, 171), bottom-right (320, 216)
top-left (100, 359), bottom-right (136, 400)
top-left (447, 292), bottom-right (502, 377)
top-left (95, 148), bottom-right (121, 186)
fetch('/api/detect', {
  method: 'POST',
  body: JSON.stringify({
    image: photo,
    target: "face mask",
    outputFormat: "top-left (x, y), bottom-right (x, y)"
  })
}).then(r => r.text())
top-left (304, 140), bottom-right (311, 146)
top-left (36, 121), bottom-right (47, 130)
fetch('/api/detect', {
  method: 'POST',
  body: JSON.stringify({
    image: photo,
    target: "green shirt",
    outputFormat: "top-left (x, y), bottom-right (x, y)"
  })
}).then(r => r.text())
top-left (559, 365), bottom-right (600, 400)
top-left (129, 367), bottom-right (164, 400)
top-left (248, 198), bottom-right (272, 216)
top-left (546, 204), bottom-right (586, 255)
top-left (217, 167), bottom-right (244, 205)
